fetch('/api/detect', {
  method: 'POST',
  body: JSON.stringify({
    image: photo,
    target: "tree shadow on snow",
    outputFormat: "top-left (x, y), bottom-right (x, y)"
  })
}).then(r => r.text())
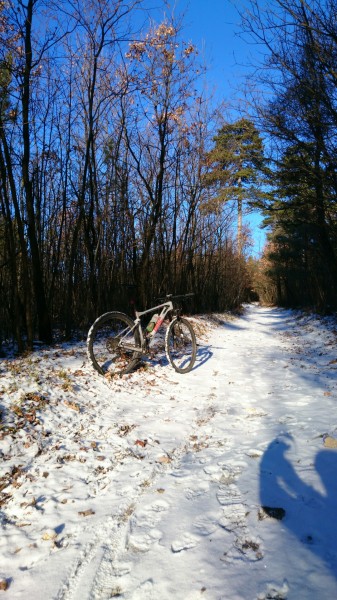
top-left (260, 434), bottom-right (337, 581)
top-left (221, 321), bottom-right (247, 331)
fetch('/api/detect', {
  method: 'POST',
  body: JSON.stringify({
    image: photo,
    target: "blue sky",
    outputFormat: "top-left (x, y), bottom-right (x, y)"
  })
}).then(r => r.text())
top-left (142, 0), bottom-right (258, 105)
top-left (175, 0), bottom-right (253, 103)
top-left (173, 0), bottom-right (266, 255)
top-left (142, 0), bottom-right (267, 255)
top-left (169, 0), bottom-right (266, 254)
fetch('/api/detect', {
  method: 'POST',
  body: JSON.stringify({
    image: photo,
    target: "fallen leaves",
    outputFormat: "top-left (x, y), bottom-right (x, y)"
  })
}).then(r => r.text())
top-left (135, 439), bottom-right (147, 447)
top-left (0, 493), bottom-right (12, 508)
top-left (0, 466), bottom-right (24, 505)
top-left (1, 393), bottom-right (49, 436)
top-left (64, 400), bottom-right (80, 411)
top-left (323, 435), bottom-right (337, 449)
top-left (0, 579), bottom-right (9, 591)
top-left (0, 479), bottom-right (9, 494)
top-left (156, 455), bottom-right (172, 464)
top-left (118, 424), bottom-right (136, 436)
top-left (78, 509), bottom-right (95, 517)
top-left (42, 530), bottom-right (57, 541)
top-left (58, 454), bottom-right (77, 463)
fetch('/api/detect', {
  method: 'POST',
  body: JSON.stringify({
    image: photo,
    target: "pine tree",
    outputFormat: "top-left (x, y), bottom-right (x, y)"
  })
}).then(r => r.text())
top-left (204, 118), bottom-right (265, 253)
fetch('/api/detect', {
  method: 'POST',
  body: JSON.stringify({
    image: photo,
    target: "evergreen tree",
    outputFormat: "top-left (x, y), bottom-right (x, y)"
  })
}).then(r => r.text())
top-left (242, 0), bottom-right (337, 310)
top-left (263, 142), bottom-right (336, 308)
top-left (204, 118), bottom-right (266, 253)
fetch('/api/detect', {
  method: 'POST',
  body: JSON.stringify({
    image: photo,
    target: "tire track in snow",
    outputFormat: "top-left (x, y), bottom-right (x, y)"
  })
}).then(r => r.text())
top-left (55, 375), bottom-right (224, 599)
top-left (52, 305), bottom-right (337, 599)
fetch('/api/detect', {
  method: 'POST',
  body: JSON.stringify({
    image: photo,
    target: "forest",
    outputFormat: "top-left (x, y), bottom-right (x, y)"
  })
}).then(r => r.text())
top-left (0, 0), bottom-right (337, 351)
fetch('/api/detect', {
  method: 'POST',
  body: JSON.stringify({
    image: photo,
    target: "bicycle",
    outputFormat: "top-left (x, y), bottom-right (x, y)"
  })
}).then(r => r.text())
top-left (87, 293), bottom-right (197, 376)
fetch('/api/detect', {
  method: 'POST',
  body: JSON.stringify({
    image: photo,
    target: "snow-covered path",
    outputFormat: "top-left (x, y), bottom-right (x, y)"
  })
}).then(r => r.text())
top-left (1, 305), bottom-right (337, 599)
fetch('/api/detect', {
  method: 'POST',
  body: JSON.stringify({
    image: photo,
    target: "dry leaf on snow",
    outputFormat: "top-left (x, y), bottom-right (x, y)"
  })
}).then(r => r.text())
top-left (323, 435), bottom-right (337, 449)
top-left (156, 455), bottom-right (172, 464)
top-left (64, 400), bottom-right (80, 411)
top-left (78, 509), bottom-right (95, 517)
top-left (42, 530), bottom-right (57, 541)
top-left (135, 439), bottom-right (147, 447)
top-left (0, 579), bottom-right (9, 591)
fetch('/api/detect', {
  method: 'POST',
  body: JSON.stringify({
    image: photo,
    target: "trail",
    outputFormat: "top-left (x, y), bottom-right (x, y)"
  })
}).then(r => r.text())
top-left (1, 305), bottom-right (337, 599)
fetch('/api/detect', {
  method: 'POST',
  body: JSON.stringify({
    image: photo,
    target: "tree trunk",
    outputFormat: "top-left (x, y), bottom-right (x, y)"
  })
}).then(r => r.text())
top-left (22, 0), bottom-right (52, 343)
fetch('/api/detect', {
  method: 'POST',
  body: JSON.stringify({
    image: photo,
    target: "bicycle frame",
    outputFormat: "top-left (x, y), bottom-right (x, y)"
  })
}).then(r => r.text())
top-left (135, 300), bottom-right (174, 349)
top-left (118, 300), bottom-right (174, 354)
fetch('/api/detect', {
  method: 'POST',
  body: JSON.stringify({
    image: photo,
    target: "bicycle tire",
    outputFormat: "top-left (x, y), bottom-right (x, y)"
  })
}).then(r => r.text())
top-left (165, 316), bottom-right (196, 373)
top-left (87, 311), bottom-right (141, 376)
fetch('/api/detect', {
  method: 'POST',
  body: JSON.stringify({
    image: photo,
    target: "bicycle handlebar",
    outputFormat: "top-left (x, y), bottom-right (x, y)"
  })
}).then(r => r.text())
top-left (157, 293), bottom-right (194, 302)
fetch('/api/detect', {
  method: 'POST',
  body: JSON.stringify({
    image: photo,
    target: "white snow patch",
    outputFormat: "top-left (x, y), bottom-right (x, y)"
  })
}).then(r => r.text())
top-left (1, 305), bottom-right (337, 598)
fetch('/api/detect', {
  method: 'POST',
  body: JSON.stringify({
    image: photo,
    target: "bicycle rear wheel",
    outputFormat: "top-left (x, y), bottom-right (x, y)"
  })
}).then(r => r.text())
top-left (87, 311), bottom-right (141, 376)
top-left (165, 317), bottom-right (196, 373)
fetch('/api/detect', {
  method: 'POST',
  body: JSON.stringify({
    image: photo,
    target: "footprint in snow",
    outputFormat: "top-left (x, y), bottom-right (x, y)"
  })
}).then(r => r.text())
top-left (219, 465), bottom-right (243, 484)
top-left (257, 580), bottom-right (289, 600)
top-left (127, 499), bottom-right (169, 552)
top-left (130, 499), bottom-right (169, 528)
top-left (131, 578), bottom-right (154, 599)
top-left (171, 533), bottom-right (199, 553)
top-left (219, 504), bottom-right (247, 532)
top-left (193, 512), bottom-right (219, 536)
top-left (229, 535), bottom-right (264, 562)
top-left (111, 562), bottom-right (132, 576)
top-left (278, 414), bottom-right (297, 425)
top-left (185, 481), bottom-right (210, 500)
top-left (127, 529), bottom-right (163, 552)
top-left (216, 484), bottom-right (241, 505)
top-left (204, 464), bottom-right (244, 484)
top-left (246, 448), bottom-right (264, 458)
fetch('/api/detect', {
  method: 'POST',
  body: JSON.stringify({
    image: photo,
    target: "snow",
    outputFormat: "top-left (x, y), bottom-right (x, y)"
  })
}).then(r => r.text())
top-left (1, 304), bottom-right (337, 599)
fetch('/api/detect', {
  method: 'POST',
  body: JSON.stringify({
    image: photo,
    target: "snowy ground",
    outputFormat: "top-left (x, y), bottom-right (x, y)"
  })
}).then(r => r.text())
top-left (1, 304), bottom-right (337, 600)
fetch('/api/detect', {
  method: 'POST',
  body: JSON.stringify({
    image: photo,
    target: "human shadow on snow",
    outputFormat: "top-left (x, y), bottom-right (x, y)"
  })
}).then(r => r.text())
top-left (260, 434), bottom-right (337, 581)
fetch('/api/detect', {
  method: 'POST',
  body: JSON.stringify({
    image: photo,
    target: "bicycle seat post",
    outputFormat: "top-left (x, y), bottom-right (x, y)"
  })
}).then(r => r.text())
top-left (129, 298), bottom-right (137, 317)
top-left (121, 284), bottom-right (138, 317)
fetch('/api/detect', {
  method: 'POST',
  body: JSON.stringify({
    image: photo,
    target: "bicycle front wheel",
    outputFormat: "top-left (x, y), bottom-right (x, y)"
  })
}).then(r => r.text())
top-left (165, 317), bottom-right (196, 373)
top-left (87, 311), bottom-right (141, 376)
